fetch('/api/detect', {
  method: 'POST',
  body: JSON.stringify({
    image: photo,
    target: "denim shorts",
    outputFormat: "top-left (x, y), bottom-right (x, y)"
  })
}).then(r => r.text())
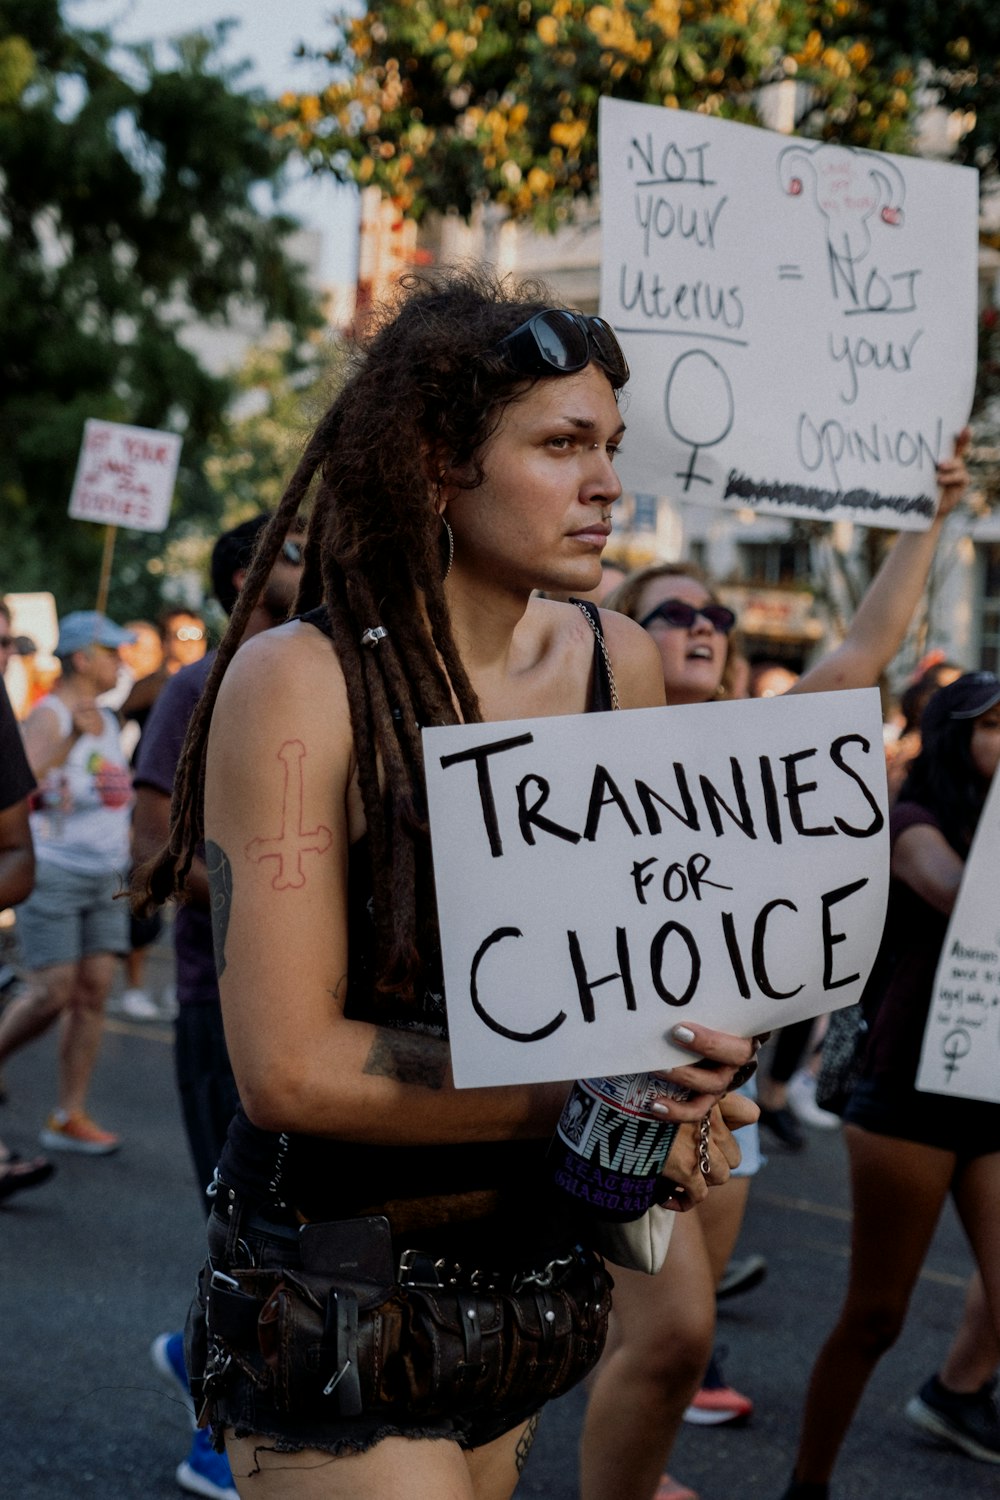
top-left (844, 1074), bottom-right (1000, 1161)
top-left (730, 1075), bottom-right (763, 1179)
top-left (15, 860), bottom-right (129, 969)
top-left (192, 1195), bottom-right (609, 1459)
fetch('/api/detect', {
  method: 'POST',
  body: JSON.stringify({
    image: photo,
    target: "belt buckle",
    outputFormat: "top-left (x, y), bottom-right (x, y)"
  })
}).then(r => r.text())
top-left (469, 1265), bottom-right (509, 1293)
top-left (398, 1249), bottom-right (455, 1288)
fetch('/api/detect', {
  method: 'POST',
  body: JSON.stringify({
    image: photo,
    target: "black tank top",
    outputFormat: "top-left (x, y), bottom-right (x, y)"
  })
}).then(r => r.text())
top-left (217, 602), bottom-right (615, 1222)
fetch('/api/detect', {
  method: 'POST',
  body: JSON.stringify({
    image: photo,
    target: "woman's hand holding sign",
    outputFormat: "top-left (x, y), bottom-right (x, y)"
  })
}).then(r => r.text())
top-left (646, 1021), bottom-right (758, 1120)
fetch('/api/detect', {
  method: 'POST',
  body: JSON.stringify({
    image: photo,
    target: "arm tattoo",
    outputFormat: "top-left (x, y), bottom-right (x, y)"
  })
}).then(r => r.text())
top-left (243, 740), bottom-right (332, 890)
top-left (205, 840), bottom-right (233, 978)
top-left (515, 1413), bottom-right (540, 1475)
top-left (363, 1029), bottom-right (449, 1090)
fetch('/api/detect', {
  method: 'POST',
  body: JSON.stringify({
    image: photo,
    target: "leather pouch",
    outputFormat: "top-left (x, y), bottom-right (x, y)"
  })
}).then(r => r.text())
top-left (203, 1220), bottom-right (613, 1421)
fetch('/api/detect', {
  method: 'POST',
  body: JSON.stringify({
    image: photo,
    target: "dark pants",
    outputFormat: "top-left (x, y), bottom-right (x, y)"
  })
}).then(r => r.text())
top-left (767, 1017), bottom-right (816, 1085)
top-left (174, 1000), bottom-right (239, 1207)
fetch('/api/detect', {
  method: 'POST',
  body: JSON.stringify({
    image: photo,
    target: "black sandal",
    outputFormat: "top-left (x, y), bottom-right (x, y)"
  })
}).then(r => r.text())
top-left (0, 1153), bottom-right (55, 1201)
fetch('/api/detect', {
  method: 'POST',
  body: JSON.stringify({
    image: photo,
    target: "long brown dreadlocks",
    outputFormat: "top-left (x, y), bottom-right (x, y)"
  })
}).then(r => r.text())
top-left (142, 268), bottom-right (622, 1003)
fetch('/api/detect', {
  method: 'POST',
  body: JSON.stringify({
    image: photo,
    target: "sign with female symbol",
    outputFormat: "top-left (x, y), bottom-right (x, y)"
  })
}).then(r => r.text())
top-left (598, 97), bottom-right (978, 529)
top-left (664, 350), bottom-right (735, 491)
top-left (916, 772), bottom-right (1000, 1103)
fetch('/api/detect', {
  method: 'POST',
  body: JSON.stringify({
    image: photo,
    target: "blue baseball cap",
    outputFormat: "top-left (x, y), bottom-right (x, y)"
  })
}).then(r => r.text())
top-left (55, 611), bottom-right (137, 658)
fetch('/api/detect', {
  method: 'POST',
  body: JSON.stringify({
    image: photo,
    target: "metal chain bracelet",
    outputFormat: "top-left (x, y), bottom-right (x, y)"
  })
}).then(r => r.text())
top-left (697, 1115), bottom-right (713, 1179)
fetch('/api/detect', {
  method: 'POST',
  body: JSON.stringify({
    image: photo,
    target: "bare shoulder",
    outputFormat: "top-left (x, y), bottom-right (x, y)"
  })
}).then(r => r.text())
top-left (521, 598), bottom-right (664, 711)
top-left (210, 618), bottom-right (354, 760)
top-left (597, 608), bottom-right (666, 709)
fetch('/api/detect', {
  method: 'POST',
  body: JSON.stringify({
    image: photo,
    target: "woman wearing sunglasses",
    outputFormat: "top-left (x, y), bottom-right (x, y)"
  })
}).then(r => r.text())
top-left (581, 443), bottom-right (970, 1500)
top-left (140, 272), bottom-right (757, 1500)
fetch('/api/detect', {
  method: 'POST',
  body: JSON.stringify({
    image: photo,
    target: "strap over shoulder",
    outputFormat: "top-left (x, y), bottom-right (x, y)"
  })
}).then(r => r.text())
top-left (571, 599), bottom-right (619, 712)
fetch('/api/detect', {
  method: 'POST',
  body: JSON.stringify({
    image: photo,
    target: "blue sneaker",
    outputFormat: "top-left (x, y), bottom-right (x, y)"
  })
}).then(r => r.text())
top-left (152, 1334), bottom-right (238, 1497)
top-left (176, 1427), bottom-right (239, 1500)
top-left (151, 1331), bottom-right (195, 1424)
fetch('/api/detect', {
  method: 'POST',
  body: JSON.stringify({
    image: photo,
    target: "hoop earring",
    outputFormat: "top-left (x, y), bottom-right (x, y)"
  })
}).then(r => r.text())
top-left (441, 515), bottom-right (455, 581)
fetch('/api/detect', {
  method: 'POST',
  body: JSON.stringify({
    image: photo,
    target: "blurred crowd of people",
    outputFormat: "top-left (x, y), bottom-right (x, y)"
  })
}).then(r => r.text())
top-left (2, 476), bottom-right (998, 1500)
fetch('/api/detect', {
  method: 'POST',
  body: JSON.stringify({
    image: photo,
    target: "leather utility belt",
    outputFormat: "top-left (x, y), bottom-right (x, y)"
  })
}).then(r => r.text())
top-left (190, 1211), bottom-right (612, 1424)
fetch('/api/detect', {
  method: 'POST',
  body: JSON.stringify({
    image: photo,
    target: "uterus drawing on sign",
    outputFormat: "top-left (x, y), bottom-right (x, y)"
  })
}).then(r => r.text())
top-left (664, 349), bottom-right (735, 492)
top-left (777, 142), bottom-right (907, 306)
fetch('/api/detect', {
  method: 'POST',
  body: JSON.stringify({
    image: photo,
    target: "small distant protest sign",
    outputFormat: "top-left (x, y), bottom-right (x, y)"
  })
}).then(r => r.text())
top-left (916, 772), bottom-right (1000, 1104)
top-left (598, 97), bottom-right (978, 529)
top-left (68, 419), bottom-right (182, 534)
top-left (424, 690), bottom-right (889, 1088)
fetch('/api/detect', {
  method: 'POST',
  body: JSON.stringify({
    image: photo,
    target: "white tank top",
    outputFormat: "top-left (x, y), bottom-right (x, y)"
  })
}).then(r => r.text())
top-left (29, 695), bottom-right (132, 874)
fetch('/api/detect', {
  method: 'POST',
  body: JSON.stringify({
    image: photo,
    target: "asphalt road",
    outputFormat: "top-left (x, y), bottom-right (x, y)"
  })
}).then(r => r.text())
top-left (0, 931), bottom-right (993, 1500)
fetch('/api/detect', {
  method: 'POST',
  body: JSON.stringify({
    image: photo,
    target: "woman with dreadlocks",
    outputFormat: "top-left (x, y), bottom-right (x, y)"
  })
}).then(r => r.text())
top-left (145, 271), bottom-right (757, 1500)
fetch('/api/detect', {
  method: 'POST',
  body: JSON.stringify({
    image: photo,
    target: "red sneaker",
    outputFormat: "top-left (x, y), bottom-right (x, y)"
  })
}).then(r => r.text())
top-left (683, 1349), bottom-right (754, 1426)
top-left (655, 1475), bottom-right (700, 1500)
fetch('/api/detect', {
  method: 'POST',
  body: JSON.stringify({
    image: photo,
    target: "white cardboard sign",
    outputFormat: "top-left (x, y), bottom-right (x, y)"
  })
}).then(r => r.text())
top-left (916, 772), bottom-right (1000, 1103)
top-left (424, 689), bottom-right (889, 1088)
top-left (68, 419), bottom-right (182, 533)
top-left (598, 98), bottom-right (978, 529)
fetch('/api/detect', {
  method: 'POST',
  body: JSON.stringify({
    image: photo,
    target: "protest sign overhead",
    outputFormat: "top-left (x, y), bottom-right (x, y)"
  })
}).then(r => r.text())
top-left (599, 98), bottom-right (978, 530)
top-left (68, 419), bottom-right (181, 534)
top-left (916, 770), bottom-right (1000, 1104)
top-left (424, 689), bottom-right (889, 1089)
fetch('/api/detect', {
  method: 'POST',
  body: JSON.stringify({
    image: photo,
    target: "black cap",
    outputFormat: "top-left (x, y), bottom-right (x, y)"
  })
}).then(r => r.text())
top-left (921, 671), bottom-right (1000, 736)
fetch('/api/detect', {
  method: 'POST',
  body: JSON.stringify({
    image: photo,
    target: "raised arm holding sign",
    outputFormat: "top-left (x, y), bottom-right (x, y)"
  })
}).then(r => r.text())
top-left (576, 237), bottom-right (968, 1492)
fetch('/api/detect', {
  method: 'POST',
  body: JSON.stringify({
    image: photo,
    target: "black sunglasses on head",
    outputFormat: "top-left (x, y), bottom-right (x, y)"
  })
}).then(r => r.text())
top-left (639, 599), bottom-right (737, 635)
top-left (496, 310), bottom-right (630, 386)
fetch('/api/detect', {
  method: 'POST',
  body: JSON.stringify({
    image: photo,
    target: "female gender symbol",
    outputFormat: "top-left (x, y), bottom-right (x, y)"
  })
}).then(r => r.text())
top-left (664, 349), bottom-right (735, 491)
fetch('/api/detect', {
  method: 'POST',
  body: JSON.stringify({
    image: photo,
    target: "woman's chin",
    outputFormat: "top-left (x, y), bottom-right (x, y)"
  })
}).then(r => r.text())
top-left (664, 669), bottom-right (723, 706)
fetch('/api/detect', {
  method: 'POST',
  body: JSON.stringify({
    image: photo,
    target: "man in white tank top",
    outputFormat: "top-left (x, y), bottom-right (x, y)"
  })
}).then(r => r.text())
top-left (0, 611), bottom-right (135, 1153)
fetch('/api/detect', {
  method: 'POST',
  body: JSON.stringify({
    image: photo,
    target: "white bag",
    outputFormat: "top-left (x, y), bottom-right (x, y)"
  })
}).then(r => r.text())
top-left (590, 1203), bottom-right (675, 1276)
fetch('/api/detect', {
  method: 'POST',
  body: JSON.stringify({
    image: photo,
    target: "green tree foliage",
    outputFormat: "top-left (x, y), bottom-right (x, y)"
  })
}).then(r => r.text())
top-left (854, 2), bottom-right (1000, 182)
top-left (0, 0), bottom-right (322, 615)
top-left (275, 0), bottom-right (918, 226)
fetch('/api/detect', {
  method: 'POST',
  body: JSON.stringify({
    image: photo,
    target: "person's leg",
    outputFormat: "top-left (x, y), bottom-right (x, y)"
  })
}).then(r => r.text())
top-left (900, 1155), bottom-right (1000, 1466)
top-left (697, 1174), bottom-right (751, 1286)
top-left (787, 1126), bottom-right (955, 1487)
top-left (580, 1209), bottom-right (715, 1500)
top-left (124, 947), bottom-right (146, 990)
top-left (467, 1413), bottom-right (544, 1499)
top-left (938, 1271), bottom-right (1000, 1393)
top-left (759, 1019), bottom-right (815, 1108)
top-left (225, 1424), bottom-right (529, 1500)
top-left (0, 962), bottom-right (75, 1062)
top-left (950, 1154), bottom-right (1000, 1379)
top-left (57, 951), bottom-right (116, 1116)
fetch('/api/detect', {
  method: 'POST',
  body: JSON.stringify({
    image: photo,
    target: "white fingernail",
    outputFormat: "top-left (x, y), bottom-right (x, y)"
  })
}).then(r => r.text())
top-left (672, 1025), bottom-right (695, 1043)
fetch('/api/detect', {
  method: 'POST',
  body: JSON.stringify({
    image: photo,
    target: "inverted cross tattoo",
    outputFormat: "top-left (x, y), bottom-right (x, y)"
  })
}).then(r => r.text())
top-left (245, 740), bottom-right (333, 890)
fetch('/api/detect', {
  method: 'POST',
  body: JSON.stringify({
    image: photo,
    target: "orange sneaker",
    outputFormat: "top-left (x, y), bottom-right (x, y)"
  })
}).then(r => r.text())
top-left (683, 1348), bottom-right (754, 1426)
top-left (39, 1110), bottom-right (121, 1155)
top-left (655, 1476), bottom-right (700, 1500)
